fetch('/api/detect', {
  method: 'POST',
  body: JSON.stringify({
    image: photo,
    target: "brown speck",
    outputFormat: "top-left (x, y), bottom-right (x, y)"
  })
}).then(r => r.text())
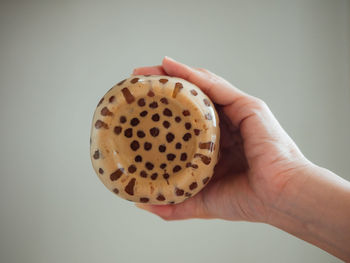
top-left (114, 126), bottom-right (122, 135)
top-left (172, 82), bottom-right (183, 98)
top-left (140, 110), bottom-right (148, 117)
top-left (159, 79), bottom-right (168, 84)
top-left (95, 120), bottom-right (108, 129)
top-left (175, 188), bottom-right (184, 196)
top-left (160, 163), bottom-right (167, 169)
top-left (190, 89), bottom-right (198, 96)
top-left (140, 170), bottom-right (148, 178)
top-left (152, 113), bottom-right (160, 122)
top-left (183, 133), bottom-right (192, 141)
top-left (157, 194), bottom-right (166, 201)
top-left (124, 128), bottom-right (133, 138)
top-left (175, 116), bottom-right (181, 123)
top-left (160, 97), bottom-right (168, 104)
top-left (151, 173), bottom-right (158, 180)
top-left (189, 182), bottom-right (198, 190)
top-left (163, 173), bottom-right (170, 179)
top-left (158, 145), bottom-right (166, 153)
top-left (137, 130), bottom-right (145, 138)
top-left (173, 165), bottom-right (181, 173)
top-left (110, 168), bottom-right (124, 181)
top-left (128, 165), bottom-right (137, 173)
top-left (97, 97), bottom-right (104, 106)
top-left (163, 121), bottom-right (170, 129)
top-left (145, 162), bottom-right (154, 170)
top-left (130, 118), bottom-right (140, 126)
top-left (98, 168), bottom-right (104, 174)
top-left (175, 143), bottom-right (182, 149)
top-left (120, 116), bottom-right (127, 123)
top-left (163, 108), bottom-right (173, 117)
top-left (93, 150), bottom-right (99, 159)
top-left (144, 142), bottom-right (152, 151)
top-left (180, 153), bottom-right (187, 161)
top-left (135, 155), bottom-right (142, 162)
top-left (130, 140), bottom-right (140, 151)
top-left (109, 96), bottom-right (115, 103)
top-left (149, 102), bottom-right (158, 108)
top-left (113, 188), bottom-right (119, 194)
top-left (194, 153), bottom-right (211, 165)
top-left (167, 153), bottom-right (176, 161)
top-left (185, 122), bottom-right (191, 130)
top-left (199, 142), bottom-right (215, 152)
top-left (147, 90), bottom-right (155, 97)
top-left (194, 129), bottom-right (200, 136)
top-left (138, 98), bottom-right (145, 107)
top-left (203, 98), bottom-right (211, 106)
top-left (140, 197), bottom-right (149, 203)
top-left (182, 110), bottom-right (190, 116)
top-left (130, 77), bottom-right (139, 84)
top-left (122, 87), bottom-right (135, 104)
top-left (117, 79), bottom-right (126, 86)
top-left (150, 127), bottom-right (159, 137)
top-left (166, 132), bottom-right (175, 143)
top-left (185, 192), bottom-right (192, 197)
top-left (203, 177), bottom-right (210, 184)
top-left (125, 178), bottom-right (136, 195)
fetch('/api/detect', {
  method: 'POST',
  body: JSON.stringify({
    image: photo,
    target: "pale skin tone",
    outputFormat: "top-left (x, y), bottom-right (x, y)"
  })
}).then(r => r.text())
top-left (133, 56), bottom-right (350, 261)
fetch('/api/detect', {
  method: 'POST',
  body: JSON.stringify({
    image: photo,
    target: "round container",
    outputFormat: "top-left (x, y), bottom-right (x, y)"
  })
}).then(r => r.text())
top-left (90, 75), bottom-right (220, 204)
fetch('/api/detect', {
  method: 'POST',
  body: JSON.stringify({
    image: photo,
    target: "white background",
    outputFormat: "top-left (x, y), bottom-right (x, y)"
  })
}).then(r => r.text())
top-left (0, 1), bottom-right (349, 262)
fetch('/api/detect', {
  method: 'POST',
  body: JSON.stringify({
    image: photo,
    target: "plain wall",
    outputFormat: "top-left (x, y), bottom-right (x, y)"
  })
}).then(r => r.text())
top-left (0, 1), bottom-right (349, 262)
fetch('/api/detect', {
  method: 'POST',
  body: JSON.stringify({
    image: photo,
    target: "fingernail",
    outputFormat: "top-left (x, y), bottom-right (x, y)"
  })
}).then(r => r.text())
top-left (164, 56), bottom-right (175, 62)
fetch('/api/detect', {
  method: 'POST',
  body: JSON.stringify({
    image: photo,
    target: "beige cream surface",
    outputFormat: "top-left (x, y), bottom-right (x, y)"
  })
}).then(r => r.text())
top-left (90, 75), bottom-right (220, 204)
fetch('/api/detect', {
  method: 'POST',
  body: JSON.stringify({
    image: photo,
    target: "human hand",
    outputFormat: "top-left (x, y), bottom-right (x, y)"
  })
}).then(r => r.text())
top-left (133, 56), bottom-right (311, 222)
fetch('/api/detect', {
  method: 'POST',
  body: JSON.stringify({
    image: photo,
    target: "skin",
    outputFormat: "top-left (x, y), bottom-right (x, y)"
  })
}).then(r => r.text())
top-left (133, 56), bottom-right (350, 261)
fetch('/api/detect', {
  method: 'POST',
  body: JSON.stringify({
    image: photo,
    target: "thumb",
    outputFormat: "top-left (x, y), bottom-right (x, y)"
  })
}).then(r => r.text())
top-left (135, 192), bottom-right (213, 221)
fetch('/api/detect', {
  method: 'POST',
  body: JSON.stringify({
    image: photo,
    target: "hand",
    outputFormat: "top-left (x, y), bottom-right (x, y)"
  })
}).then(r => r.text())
top-left (133, 56), bottom-right (311, 222)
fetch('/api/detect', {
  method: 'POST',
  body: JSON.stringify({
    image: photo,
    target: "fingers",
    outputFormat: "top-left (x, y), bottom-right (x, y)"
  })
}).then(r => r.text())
top-left (135, 192), bottom-right (212, 221)
top-left (161, 56), bottom-right (249, 106)
top-left (132, 65), bottom-right (166, 76)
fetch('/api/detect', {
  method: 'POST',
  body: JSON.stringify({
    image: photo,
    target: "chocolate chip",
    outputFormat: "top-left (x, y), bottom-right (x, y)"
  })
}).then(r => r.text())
top-left (175, 116), bottom-right (181, 122)
top-left (172, 82), bottom-right (183, 98)
top-left (182, 110), bottom-right (190, 116)
top-left (149, 102), bottom-right (158, 108)
top-left (110, 168), bottom-right (124, 181)
top-left (190, 89), bottom-right (198, 96)
top-left (120, 116), bottom-right (127, 123)
top-left (122, 87), bottom-right (135, 104)
top-left (128, 165), bottom-right (137, 173)
top-left (140, 110), bottom-right (148, 117)
top-left (137, 130), bottom-right (145, 138)
top-left (135, 155), bottom-right (142, 162)
top-left (166, 132), bottom-right (175, 143)
top-left (175, 187), bottom-right (184, 196)
top-left (97, 97), bottom-right (104, 106)
top-left (124, 178), bottom-right (136, 195)
top-left (93, 150), bottom-right (99, 159)
top-left (144, 142), bottom-right (152, 151)
top-left (114, 126), bottom-right (122, 135)
top-left (147, 90), bottom-right (155, 97)
top-left (140, 170), bottom-right (148, 178)
top-left (175, 142), bottom-right (182, 149)
top-left (160, 163), bottom-right (167, 169)
top-left (194, 153), bottom-right (211, 165)
top-left (150, 127), bottom-right (159, 137)
top-left (158, 145), bottom-right (166, 152)
top-left (113, 188), bottom-right (119, 194)
top-left (145, 162), bottom-right (154, 170)
top-left (203, 177), bottom-right (210, 184)
top-left (185, 192), bottom-right (192, 197)
top-left (152, 113), bottom-right (160, 122)
top-left (98, 168), bottom-right (104, 174)
top-left (130, 140), bottom-right (140, 151)
top-left (163, 173), bottom-right (170, 179)
top-left (183, 133), bottom-right (192, 141)
top-left (130, 118), bottom-right (140, 126)
top-left (199, 142), bottom-right (215, 151)
top-left (163, 108), bottom-right (173, 117)
top-left (185, 122), bottom-right (191, 130)
top-left (203, 98), bottom-right (211, 106)
top-left (157, 194), bottom-right (166, 201)
top-left (173, 165), bottom-right (181, 173)
top-left (130, 77), bottom-right (139, 84)
top-left (101, 106), bottom-right (113, 116)
top-left (159, 79), bottom-right (168, 84)
top-left (140, 197), bottom-right (149, 203)
top-left (151, 173), bottom-right (158, 180)
top-left (160, 97), bottom-right (168, 104)
top-left (138, 98), bottom-right (145, 106)
top-left (95, 120), bottom-right (108, 129)
top-left (189, 182), bottom-right (198, 190)
top-left (169, 201), bottom-right (175, 204)
top-left (180, 153), bottom-right (187, 161)
top-left (163, 121), bottom-right (170, 129)
top-left (167, 153), bottom-right (176, 161)
top-left (194, 129), bottom-right (200, 136)
top-left (124, 128), bottom-right (133, 138)
top-left (109, 96), bottom-right (115, 103)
